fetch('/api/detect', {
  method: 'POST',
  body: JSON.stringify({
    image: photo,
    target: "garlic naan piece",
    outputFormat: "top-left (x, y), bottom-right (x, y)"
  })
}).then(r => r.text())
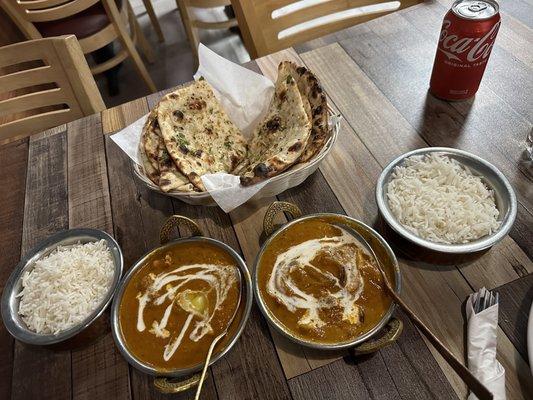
top-left (139, 141), bottom-right (160, 186)
top-left (279, 61), bottom-right (329, 163)
top-left (157, 80), bottom-right (247, 191)
top-left (239, 65), bottom-right (311, 186)
top-left (142, 107), bottom-right (193, 192)
top-left (140, 109), bottom-right (161, 185)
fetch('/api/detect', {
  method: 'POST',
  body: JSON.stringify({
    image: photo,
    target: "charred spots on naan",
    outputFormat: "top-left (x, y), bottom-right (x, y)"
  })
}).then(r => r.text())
top-left (158, 178), bottom-right (171, 188)
top-left (194, 149), bottom-right (203, 158)
top-left (296, 66), bottom-right (307, 75)
top-left (188, 99), bottom-right (207, 110)
top-left (265, 116), bottom-right (281, 132)
top-left (189, 171), bottom-right (200, 181)
top-left (172, 110), bottom-right (184, 121)
top-left (230, 155), bottom-right (240, 170)
top-left (159, 151), bottom-right (172, 166)
top-left (310, 80), bottom-right (323, 99)
top-left (312, 105), bottom-right (323, 118)
top-left (179, 145), bottom-right (189, 154)
top-left (253, 163), bottom-right (270, 177)
top-left (288, 141), bottom-right (303, 153)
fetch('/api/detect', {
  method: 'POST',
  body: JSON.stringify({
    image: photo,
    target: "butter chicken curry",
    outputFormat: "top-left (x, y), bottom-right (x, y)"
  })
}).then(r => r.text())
top-left (119, 241), bottom-right (240, 371)
top-left (258, 217), bottom-right (391, 344)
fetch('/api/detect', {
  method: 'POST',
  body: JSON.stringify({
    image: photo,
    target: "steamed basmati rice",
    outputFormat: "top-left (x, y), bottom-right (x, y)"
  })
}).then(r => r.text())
top-left (387, 154), bottom-right (500, 244)
top-left (17, 240), bottom-right (114, 334)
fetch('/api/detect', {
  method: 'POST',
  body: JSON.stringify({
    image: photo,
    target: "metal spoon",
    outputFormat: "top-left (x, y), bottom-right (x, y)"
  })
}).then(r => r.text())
top-left (329, 222), bottom-right (493, 400)
top-left (194, 267), bottom-right (242, 400)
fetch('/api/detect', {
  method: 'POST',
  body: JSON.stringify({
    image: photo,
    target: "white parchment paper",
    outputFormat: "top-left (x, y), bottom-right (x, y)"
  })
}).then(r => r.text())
top-left (110, 44), bottom-right (282, 212)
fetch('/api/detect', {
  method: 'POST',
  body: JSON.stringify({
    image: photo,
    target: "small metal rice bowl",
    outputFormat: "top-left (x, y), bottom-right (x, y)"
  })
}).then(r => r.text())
top-left (376, 147), bottom-right (517, 254)
top-left (1, 229), bottom-right (123, 345)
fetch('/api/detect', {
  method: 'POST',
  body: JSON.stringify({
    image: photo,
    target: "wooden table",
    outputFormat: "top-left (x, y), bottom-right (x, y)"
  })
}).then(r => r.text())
top-left (1, 0), bottom-right (532, 399)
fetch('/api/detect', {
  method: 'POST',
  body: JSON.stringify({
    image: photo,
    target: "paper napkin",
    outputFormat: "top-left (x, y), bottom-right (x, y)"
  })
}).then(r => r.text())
top-left (466, 288), bottom-right (506, 400)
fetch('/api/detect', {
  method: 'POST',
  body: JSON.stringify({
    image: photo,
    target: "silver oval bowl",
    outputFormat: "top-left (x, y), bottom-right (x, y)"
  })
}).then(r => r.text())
top-left (376, 147), bottom-right (517, 254)
top-left (111, 236), bottom-right (253, 377)
top-left (1, 229), bottom-right (123, 346)
top-left (254, 210), bottom-right (401, 350)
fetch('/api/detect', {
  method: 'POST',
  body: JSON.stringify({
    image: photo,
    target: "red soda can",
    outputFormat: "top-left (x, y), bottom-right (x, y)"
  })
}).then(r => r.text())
top-left (429, 0), bottom-right (501, 101)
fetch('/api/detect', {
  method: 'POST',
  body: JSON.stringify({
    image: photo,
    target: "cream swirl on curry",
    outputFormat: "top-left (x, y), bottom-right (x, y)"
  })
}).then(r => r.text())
top-left (119, 241), bottom-right (241, 370)
top-left (136, 262), bottom-right (237, 361)
top-left (267, 228), bottom-right (365, 330)
top-left (258, 218), bottom-right (391, 344)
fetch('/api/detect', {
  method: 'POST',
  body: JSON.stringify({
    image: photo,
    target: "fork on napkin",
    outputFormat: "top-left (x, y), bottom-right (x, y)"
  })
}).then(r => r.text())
top-left (466, 287), bottom-right (506, 400)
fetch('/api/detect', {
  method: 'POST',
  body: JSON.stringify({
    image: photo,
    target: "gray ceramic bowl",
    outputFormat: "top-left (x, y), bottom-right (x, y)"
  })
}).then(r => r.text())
top-left (376, 147), bottom-right (517, 254)
top-left (1, 229), bottom-right (123, 345)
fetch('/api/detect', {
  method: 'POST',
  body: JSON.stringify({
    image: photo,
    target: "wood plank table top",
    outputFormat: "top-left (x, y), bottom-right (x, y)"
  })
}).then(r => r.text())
top-left (1, 0), bottom-right (532, 399)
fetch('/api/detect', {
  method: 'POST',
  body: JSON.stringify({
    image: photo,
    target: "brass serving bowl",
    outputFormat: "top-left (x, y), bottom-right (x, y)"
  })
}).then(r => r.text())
top-left (253, 202), bottom-right (403, 353)
top-left (110, 215), bottom-right (253, 393)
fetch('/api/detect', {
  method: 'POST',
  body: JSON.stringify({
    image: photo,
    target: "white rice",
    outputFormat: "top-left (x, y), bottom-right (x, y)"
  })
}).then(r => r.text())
top-left (386, 153), bottom-right (500, 244)
top-left (17, 240), bottom-right (114, 334)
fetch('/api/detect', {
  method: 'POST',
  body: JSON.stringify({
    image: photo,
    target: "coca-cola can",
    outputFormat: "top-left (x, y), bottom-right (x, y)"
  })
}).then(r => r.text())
top-left (429, 0), bottom-right (501, 101)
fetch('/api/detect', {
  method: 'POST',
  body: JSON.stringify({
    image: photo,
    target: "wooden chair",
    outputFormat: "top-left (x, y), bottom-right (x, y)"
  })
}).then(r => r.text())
top-left (141, 0), bottom-right (165, 42)
top-left (231, 0), bottom-right (423, 58)
top-left (176, 0), bottom-right (238, 57)
top-left (2, 0), bottom-right (157, 92)
top-left (0, 36), bottom-right (106, 141)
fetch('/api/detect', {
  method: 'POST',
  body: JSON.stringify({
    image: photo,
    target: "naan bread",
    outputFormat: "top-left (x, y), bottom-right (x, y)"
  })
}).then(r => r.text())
top-left (139, 141), bottom-right (159, 185)
top-left (158, 80), bottom-right (247, 191)
top-left (239, 66), bottom-right (311, 186)
top-left (140, 110), bottom-right (161, 185)
top-left (142, 107), bottom-right (193, 192)
top-left (279, 61), bottom-right (329, 162)
top-left (157, 145), bottom-right (195, 193)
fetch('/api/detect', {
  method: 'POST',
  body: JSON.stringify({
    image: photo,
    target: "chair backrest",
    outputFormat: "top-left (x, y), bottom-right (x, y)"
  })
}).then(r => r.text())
top-left (184, 0), bottom-right (232, 7)
top-left (231, 0), bottom-right (423, 58)
top-left (0, 35), bottom-right (105, 141)
top-left (1, 0), bottom-right (103, 40)
top-left (6, 0), bottom-right (100, 22)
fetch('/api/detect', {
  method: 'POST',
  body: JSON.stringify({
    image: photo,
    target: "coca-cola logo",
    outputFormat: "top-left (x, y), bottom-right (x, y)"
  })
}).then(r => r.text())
top-left (438, 19), bottom-right (500, 62)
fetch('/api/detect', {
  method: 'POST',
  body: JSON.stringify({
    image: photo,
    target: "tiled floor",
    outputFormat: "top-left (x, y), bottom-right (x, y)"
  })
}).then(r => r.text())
top-left (98, 0), bottom-right (250, 107)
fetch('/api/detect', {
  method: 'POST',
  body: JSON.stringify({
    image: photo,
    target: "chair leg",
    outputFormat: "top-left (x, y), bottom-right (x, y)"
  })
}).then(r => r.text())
top-left (124, 36), bottom-right (156, 92)
top-left (176, 0), bottom-right (200, 57)
top-left (127, 2), bottom-right (155, 64)
top-left (92, 44), bottom-right (122, 96)
top-left (142, 0), bottom-right (165, 42)
top-left (105, 0), bottom-right (157, 92)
